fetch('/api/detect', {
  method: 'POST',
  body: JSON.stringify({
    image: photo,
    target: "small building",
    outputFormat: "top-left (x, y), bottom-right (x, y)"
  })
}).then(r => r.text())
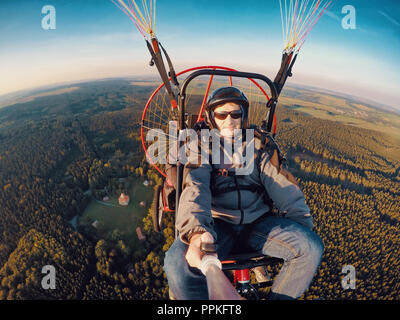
top-left (136, 227), bottom-right (146, 241)
top-left (139, 201), bottom-right (146, 207)
top-left (118, 193), bottom-right (130, 206)
top-left (103, 196), bottom-right (110, 202)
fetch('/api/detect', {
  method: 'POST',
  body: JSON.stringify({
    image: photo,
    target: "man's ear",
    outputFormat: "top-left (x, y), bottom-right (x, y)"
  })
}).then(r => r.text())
top-left (205, 111), bottom-right (217, 129)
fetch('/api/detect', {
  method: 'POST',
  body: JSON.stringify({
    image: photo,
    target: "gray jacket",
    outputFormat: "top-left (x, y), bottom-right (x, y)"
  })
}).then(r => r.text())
top-left (175, 133), bottom-right (313, 244)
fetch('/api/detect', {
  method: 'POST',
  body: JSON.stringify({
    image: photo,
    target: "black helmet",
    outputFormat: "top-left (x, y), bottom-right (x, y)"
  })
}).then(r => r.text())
top-left (205, 86), bottom-right (249, 129)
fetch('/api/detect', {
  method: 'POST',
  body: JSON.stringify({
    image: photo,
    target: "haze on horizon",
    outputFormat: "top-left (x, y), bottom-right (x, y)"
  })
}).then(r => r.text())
top-left (0, 0), bottom-right (399, 109)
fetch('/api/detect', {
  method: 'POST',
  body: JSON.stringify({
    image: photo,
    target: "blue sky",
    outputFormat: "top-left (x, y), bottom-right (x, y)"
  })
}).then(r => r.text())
top-left (0, 0), bottom-right (399, 108)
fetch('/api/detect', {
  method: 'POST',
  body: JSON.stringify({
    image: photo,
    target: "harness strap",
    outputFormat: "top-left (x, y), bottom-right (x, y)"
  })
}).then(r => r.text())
top-left (214, 168), bottom-right (236, 177)
top-left (211, 184), bottom-right (265, 197)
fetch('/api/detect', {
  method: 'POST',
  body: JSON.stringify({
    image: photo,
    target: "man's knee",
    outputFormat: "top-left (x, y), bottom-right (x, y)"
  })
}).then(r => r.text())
top-left (163, 239), bottom-right (208, 300)
top-left (304, 231), bottom-right (324, 266)
top-left (163, 240), bottom-right (187, 279)
top-left (287, 228), bottom-right (324, 265)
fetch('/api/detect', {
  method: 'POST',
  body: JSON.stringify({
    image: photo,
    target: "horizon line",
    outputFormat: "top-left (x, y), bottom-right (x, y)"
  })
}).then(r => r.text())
top-left (0, 74), bottom-right (398, 114)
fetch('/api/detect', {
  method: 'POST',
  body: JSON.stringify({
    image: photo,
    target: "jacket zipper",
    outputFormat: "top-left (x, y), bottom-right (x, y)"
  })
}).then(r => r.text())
top-left (233, 176), bottom-right (245, 224)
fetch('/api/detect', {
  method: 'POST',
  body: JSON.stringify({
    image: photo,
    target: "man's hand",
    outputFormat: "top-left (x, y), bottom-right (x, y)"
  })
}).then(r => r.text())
top-left (185, 233), bottom-right (203, 269)
top-left (185, 232), bottom-right (216, 270)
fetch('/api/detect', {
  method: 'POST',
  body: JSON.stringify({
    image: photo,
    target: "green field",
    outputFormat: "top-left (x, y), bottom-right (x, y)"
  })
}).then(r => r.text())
top-left (79, 177), bottom-right (154, 250)
top-left (278, 93), bottom-right (400, 141)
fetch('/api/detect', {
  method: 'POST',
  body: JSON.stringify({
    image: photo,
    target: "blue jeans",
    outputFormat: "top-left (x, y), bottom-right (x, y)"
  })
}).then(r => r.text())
top-left (163, 216), bottom-right (324, 300)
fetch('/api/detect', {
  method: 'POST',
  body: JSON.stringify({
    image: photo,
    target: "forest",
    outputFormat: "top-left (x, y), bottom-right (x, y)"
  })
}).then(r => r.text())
top-left (0, 80), bottom-right (399, 300)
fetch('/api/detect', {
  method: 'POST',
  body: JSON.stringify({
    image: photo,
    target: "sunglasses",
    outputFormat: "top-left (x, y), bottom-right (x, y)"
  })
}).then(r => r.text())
top-left (213, 110), bottom-right (243, 120)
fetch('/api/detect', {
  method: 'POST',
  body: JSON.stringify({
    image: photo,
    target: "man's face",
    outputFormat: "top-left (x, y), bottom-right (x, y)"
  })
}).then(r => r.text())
top-left (213, 102), bottom-right (243, 138)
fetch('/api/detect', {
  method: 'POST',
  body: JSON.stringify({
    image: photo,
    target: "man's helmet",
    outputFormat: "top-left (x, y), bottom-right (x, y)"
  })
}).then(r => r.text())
top-left (205, 86), bottom-right (249, 129)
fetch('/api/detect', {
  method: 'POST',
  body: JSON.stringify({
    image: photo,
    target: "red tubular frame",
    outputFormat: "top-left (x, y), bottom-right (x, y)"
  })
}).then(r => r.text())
top-left (141, 65), bottom-right (274, 178)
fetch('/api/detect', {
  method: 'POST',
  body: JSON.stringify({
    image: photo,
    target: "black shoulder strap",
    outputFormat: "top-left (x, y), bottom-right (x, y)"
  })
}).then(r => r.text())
top-left (254, 136), bottom-right (274, 209)
top-left (254, 127), bottom-right (287, 167)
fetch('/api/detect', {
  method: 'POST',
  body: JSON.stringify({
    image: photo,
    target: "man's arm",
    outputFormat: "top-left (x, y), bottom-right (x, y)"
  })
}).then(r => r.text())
top-left (259, 148), bottom-right (314, 230)
top-left (175, 139), bottom-right (216, 244)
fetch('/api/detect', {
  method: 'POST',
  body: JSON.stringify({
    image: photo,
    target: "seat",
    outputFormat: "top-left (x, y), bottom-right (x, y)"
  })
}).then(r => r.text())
top-left (221, 252), bottom-right (283, 271)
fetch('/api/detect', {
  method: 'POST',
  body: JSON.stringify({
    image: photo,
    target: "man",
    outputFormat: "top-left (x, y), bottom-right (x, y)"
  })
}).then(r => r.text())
top-left (163, 86), bottom-right (324, 300)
